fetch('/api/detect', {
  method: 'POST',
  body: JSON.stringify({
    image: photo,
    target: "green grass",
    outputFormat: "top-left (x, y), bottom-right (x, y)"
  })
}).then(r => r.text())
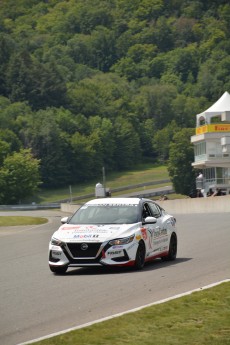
top-left (26, 164), bottom-right (170, 204)
top-left (0, 216), bottom-right (48, 226)
top-left (27, 281), bottom-right (230, 345)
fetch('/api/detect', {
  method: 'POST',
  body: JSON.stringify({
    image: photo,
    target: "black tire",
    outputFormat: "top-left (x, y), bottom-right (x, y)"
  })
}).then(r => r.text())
top-left (134, 241), bottom-right (146, 270)
top-left (49, 265), bottom-right (68, 274)
top-left (162, 233), bottom-right (177, 261)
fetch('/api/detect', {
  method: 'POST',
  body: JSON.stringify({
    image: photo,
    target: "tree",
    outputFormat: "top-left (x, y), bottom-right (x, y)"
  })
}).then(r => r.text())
top-left (139, 118), bottom-right (157, 158)
top-left (0, 34), bottom-right (15, 96)
top-left (112, 44), bottom-right (157, 80)
top-left (0, 101), bottom-right (31, 133)
top-left (66, 82), bottom-right (100, 116)
top-left (88, 116), bottom-right (116, 170)
top-left (6, 51), bottom-right (66, 109)
top-left (90, 26), bottom-right (117, 72)
top-left (113, 116), bottom-right (142, 170)
top-left (6, 51), bottom-right (34, 103)
top-left (0, 139), bottom-right (10, 165)
top-left (167, 128), bottom-right (196, 196)
top-left (171, 95), bottom-right (203, 127)
top-left (70, 131), bottom-right (103, 182)
top-left (0, 149), bottom-right (41, 204)
top-left (152, 120), bottom-right (178, 161)
top-left (19, 108), bottom-right (71, 187)
top-left (135, 84), bottom-right (177, 129)
top-left (146, 16), bottom-right (174, 52)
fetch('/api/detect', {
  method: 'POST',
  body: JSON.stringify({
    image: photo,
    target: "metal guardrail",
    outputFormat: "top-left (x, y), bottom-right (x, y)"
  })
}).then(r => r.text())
top-left (0, 203), bottom-right (60, 211)
top-left (57, 179), bottom-right (171, 203)
top-left (0, 180), bottom-right (172, 210)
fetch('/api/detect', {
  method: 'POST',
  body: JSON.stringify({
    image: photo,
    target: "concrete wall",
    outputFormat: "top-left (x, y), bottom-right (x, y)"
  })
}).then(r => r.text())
top-left (157, 194), bottom-right (230, 214)
top-left (61, 203), bottom-right (81, 213)
top-left (61, 195), bottom-right (230, 214)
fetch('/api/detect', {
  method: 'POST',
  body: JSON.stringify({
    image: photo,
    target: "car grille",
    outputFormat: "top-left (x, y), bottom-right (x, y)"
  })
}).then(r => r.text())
top-left (66, 242), bottom-right (102, 258)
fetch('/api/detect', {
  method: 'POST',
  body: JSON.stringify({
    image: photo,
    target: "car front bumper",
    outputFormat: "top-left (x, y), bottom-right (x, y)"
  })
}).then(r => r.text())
top-left (49, 240), bottom-right (138, 268)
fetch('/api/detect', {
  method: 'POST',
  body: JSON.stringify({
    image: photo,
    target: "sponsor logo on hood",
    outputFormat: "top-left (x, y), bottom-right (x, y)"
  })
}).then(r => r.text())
top-left (57, 224), bottom-right (138, 242)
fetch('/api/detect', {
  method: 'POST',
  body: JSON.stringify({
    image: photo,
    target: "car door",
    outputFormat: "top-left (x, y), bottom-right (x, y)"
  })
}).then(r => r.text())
top-left (141, 202), bottom-right (160, 258)
top-left (146, 201), bottom-right (169, 256)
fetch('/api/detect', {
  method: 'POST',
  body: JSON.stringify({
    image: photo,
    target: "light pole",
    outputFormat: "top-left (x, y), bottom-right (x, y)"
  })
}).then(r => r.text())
top-left (69, 185), bottom-right (72, 203)
top-left (102, 166), bottom-right (106, 195)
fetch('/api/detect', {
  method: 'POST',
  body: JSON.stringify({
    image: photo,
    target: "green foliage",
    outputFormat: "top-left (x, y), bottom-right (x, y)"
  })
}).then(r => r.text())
top-left (0, 0), bottom-right (229, 201)
top-left (152, 120), bottom-right (178, 161)
top-left (19, 108), bottom-right (71, 187)
top-left (0, 140), bottom-right (10, 165)
top-left (113, 116), bottom-right (142, 169)
top-left (167, 128), bottom-right (196, 195)
top-left (70, 131), bottom-right (103, 181)
top-left (0, 149), bottom-right (41, 204)
top-left (0, 130), bottom-right (21, 153)
top-left (6, 51), bottom-right (66, 109)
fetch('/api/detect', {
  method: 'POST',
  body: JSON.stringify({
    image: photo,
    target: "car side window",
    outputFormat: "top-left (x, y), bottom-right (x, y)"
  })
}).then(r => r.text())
top-left (142, 203), bottom-right (152, 219)
top-left (148, 202), bottom-right (161, 218)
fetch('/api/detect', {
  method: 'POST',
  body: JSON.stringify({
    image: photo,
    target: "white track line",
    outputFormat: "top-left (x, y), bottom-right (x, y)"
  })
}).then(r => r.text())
top-left (17, 279), bottom-right (230, 345)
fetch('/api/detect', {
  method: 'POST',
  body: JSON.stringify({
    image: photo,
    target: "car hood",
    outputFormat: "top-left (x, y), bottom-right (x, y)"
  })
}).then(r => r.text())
top-left (53, 223), bottom-right (139, 243)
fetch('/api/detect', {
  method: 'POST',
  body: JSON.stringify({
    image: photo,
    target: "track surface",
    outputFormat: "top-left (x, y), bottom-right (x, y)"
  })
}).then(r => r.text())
top-left (0, 210), bottom-right (230, 345)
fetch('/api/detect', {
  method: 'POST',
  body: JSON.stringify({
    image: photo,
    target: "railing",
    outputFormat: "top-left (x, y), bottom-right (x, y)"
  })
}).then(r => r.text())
top-left (195, 153), bottom-right (230, 162)
top-left (205, 178), bottom-right (230, 185)
top-left (196, 177), bottom-right (230, 189)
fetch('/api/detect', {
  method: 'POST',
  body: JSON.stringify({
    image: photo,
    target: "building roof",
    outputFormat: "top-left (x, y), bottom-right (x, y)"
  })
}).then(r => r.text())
top-left (197, 91), bottom-right (230, 118)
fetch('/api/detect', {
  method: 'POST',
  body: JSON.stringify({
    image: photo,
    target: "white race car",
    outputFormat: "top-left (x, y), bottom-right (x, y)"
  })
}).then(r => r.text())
top-left (49, 197), bottom-right (177, 273)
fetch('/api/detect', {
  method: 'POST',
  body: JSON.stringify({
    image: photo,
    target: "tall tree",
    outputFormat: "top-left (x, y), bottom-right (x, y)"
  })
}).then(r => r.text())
top-left (152, 120), bottom-right (178, 161)
top-left (19, 108), bottom-right (71, 187)
top-left (70, 131), bottom-right (103, 181)
top-left (0, 34), bottom-right (15, 96)
top-left (167, 128), bottom-right (196, 195)
top-left (0, 149), bottom-right (41, 204)
top-left (113, 116), bottom-right (142, 170)
top-left (88, 116), bottom-right (116, 170)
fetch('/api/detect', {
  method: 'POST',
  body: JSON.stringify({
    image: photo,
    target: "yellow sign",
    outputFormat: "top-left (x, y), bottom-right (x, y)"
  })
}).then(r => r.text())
top-left (196, 124), bottom-right (230, 135)
top-left (196, 125), bottom-right (208, 134)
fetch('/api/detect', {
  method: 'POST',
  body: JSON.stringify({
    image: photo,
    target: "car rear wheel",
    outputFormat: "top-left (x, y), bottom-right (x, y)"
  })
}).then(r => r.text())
top-left (162, 233), bottom-right (177, 261)
top-left (49, 265), bottom-right (68, 274)
top-left (134, 241), bottom-right (146, 270)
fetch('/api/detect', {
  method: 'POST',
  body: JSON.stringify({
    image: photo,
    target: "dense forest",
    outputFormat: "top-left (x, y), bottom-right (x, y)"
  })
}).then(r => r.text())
top-left (0, 0), bottom-right (230, 202)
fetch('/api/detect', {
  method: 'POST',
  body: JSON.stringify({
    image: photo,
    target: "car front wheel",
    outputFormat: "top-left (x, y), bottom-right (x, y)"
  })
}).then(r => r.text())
top-left (49, 265), bottom-right (68, 274)
top-left (134, 241), bottom-right (146, 270)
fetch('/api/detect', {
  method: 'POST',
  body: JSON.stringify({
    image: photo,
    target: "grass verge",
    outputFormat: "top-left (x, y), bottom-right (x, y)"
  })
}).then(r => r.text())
top-left (28, 281), bottom-right (230, 345)
top-left (0, 216), bottom-right (48, 226)
top-left (26, 164), bottom-right (169, 204)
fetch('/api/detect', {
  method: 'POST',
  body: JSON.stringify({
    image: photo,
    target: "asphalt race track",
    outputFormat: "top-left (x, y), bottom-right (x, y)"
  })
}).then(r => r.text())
top-left (0, 210), bottom-right (230, 345)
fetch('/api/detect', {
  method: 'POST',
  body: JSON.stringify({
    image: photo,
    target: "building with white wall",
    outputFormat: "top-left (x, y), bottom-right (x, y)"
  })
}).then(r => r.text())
top-left (191, 91), bottom-right (230, 196)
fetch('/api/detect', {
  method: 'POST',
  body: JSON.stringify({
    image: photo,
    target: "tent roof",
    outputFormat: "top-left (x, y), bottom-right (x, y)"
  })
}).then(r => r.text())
top-left (197, 91), bottom-right (230, 118)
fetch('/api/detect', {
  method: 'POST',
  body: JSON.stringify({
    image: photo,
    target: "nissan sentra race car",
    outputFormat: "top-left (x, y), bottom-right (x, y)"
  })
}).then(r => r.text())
top-left (49, 197), bottom-right (177, 273)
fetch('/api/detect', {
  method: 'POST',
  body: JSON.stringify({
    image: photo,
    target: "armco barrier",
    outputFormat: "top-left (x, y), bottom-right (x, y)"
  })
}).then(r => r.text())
top-left (61, 194), bottom-right (230, 214)
top-left (0, 203), bottom-right (60, 211)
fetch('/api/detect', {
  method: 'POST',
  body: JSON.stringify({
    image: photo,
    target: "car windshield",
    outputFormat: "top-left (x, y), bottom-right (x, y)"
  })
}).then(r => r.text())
top-left (69, 204), bottom-right (139, 224)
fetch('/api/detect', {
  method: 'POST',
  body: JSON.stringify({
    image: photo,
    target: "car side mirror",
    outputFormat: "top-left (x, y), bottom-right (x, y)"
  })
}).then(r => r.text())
top-left (61, 216), bottom-right (69, 224)
top-left (143, 216), bottom-right (157, 224)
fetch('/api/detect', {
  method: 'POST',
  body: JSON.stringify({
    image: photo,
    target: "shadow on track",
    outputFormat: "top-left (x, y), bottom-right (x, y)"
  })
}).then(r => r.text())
top-left (54, 257), bottom-right (192, 276)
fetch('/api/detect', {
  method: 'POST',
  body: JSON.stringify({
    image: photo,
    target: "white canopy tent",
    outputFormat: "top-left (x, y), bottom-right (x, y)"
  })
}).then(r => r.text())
top-left (196, 91), bottom-right (230, 126)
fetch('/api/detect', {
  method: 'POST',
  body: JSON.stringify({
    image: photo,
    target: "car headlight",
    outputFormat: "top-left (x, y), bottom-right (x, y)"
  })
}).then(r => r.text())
top-left (51, 237), bottom-right (63, 246)
top-left (109, 234), bottom-right (135, 246)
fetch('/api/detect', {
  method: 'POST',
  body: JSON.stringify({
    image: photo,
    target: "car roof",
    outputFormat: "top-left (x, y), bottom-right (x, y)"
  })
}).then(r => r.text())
top-left (85, 197), bottom-right (144, 206)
